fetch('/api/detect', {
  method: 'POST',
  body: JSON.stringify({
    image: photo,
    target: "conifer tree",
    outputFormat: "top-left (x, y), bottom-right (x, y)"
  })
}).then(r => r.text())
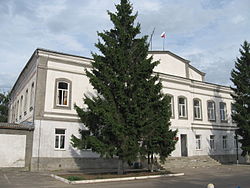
top-left (231, 41), bottom-right (250, 156)
top-left (0, 92), bottom-right (9, 122)
top-left (71, 0), bottom-right (177, 173)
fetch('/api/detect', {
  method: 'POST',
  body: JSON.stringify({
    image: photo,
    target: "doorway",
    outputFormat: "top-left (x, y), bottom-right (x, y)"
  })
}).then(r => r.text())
top-left (181, 134), bottom-right (188, 157)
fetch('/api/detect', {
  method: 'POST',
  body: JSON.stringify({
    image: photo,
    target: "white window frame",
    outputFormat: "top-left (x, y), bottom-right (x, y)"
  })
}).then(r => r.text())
top-left (222, 135), bottom-right (227, 149)
top-left (167, 95), bottom-right (174, 118)
top-left (195, 135), bottom-right (201, 150)
top-left (220, 102), bottom-right (227, 121)
top-left (178, 97), bottom-right (187, 118)
top-left (210, 135), bottom-right (215, 150)
top-left (207, 101), bottom-right (216, 121)
top-left (194, 99), bottom-right (202, 120)
top-left (56, 81), bottom-right (70, 107)
top-left (55, 129), bottom-right (66, 150)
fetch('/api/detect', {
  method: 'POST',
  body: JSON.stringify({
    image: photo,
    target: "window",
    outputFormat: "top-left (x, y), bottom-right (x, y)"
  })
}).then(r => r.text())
top-left (231, 103), bottom-right (236, 123)
top-left (222, 135), bottom-right (227, 149)
top-left (57, 82), bottom-right (69, 106)
top-left (178, 97), bottom-right (187, 118)
top-left (234, 135), bottom-right (237, 148)
top-left (207, 101), bottom-right (216, 121)
top-left (55, 129), bottom-right (66, 150)
top-left (20, 96), bottom-right (23, 119)
top-left (55, 79), bottom-right (72, 109)
top-left (168, 95), bottom-right (174, 118)
top-left (195, 135), bottom-right (201, 150)
top-left (24, 89), bottom-right (28, 115)
top-left (210, 135), bottom-right (215, 150)
top-left (12, 105), bottom-right (15, 123)
top-left (16, 101), bottom-right (19, 121)
top-left (193, 99), bottom-right (202, 120)
top-left (220, 102), bottom-right (227, 121)
top-left (30, 82), bottom-right (34, 111)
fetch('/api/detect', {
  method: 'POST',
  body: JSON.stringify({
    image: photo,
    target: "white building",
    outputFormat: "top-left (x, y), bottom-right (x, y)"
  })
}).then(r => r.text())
top-left (8, 48), bottom-right (238, 170)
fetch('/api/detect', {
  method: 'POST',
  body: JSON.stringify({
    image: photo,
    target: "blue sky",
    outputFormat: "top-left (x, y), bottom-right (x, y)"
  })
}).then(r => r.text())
top-left (0, 0), bottom-right (249, 92)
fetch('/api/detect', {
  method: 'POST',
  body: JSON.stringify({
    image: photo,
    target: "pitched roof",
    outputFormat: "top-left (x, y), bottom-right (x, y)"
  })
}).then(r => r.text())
top-left (148, 51), bottom-right (206, 76)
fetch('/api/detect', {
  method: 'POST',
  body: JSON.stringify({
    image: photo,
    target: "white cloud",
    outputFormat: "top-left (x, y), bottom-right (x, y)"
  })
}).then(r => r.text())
top-left (231, 15), bottom-right (245, 24)
top-left (0, 0), bottom-right (249, 89)
top-left (52, 34), bottom-right (87, 52)
top-left (134, 0), bottom-right (162, 12)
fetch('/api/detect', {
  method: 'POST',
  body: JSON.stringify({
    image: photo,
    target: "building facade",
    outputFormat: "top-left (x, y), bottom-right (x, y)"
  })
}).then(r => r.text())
top-left (8, 49), bottom-right (238, 170)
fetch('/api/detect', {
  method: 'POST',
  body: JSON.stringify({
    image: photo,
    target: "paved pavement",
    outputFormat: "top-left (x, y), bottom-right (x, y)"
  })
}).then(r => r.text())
top-left (0, 165), bottom-right (250, 188)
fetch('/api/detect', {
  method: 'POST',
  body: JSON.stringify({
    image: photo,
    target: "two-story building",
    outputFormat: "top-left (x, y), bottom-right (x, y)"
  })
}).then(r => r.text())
top-left (7, 48), bottom-right (238, 170)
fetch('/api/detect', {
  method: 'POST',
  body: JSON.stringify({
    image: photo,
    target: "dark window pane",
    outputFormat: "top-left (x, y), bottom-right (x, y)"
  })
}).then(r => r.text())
top-left (58, 82), bottom-right (68, 89)
top-left (194, 100), bottom-right (199, 106)
top-left (58, 90), bottom-right (62, 105)
top-left (179, 98), bottom-right (184, 104)
top-left (55, 129), bottom-right (65, 134)
top-left (60, 135), bottom-right (65, 149)
top-left (55, 136), bottom-right (59, 148)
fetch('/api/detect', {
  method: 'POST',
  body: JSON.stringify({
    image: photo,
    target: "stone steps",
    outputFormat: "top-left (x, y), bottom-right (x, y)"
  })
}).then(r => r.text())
top-left (161, 156), bottom-right (221, 169)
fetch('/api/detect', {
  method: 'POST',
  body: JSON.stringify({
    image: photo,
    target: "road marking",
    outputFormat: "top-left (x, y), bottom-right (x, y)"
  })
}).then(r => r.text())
top-left (3, 174), bottom-right (11, 184)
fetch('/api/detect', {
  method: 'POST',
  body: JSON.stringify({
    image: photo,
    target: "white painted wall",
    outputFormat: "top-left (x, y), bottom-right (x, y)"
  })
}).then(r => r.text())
top-left (44, 60), bottom-right (94, 116)
top-left (189, 67), bottom-right (203, 81)
top-left (9, 66), bottom-right (37, 124)
top-left (151, 53), bottom-right (187, 78)
top-left (32, 120), bottom-right (99, 158)
top-left (0, 134), bottom-right (26, 167)
top-left (18, 50), bottom-right (235, 159)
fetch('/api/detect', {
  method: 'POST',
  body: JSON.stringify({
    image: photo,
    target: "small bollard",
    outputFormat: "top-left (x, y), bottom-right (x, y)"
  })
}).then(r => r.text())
top-left (207, 183), bottom-right (215, 188)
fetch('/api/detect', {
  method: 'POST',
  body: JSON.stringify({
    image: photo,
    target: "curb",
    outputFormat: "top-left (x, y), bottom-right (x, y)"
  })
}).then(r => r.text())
top-left (51, 172), bottom-right (184, 184)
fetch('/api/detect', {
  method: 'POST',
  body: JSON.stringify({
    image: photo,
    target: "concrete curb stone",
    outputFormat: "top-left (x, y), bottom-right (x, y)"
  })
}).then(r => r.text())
top-left (51, 172), bottom-right (184, 184)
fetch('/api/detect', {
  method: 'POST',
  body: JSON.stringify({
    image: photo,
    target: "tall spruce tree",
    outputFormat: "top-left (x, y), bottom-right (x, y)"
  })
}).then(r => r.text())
top-left (71, 0), bottom-right (176, 173)
top-left (231, 41), bottom-right (250, 156)
top-left (0, 92), bottom-right (9, 122)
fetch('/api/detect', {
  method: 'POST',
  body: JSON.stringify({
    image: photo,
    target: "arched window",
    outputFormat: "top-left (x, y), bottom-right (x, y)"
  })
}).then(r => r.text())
top-left (193, 99), bottom-right (202, 120)
top-left (167, 94), bottom-right (174, 118)
top-left (178, 96), bottom-right (187, 118)
top-left (220, 102), bottom-right (227, 122)
top-left (57, 82), bottom-right (69, 106)
top-left (54, 78), bottom-right (72, 109)
top-left (207, 100), bottom-right (216, 121)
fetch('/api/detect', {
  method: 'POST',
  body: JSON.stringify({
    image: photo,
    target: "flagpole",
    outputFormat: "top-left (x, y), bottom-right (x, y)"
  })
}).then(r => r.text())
top-left (161, 32), bottom-right (166, 51)
top-left (163, 37), bottom-right (165, 51)
top-left (149, 27), bottom-right (155, 51)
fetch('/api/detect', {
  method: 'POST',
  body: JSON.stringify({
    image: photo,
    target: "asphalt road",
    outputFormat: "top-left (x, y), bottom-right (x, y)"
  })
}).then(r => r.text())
top-left (0, 165), bottom-right (250, 188)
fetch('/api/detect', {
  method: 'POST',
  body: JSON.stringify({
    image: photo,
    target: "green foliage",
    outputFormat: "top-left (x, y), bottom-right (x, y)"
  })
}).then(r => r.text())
top-left (67, 176), bottom-right (84, 181)
top-left (0, 92), bottom-right (9, 122)
top-left (71, 0), bottom-right (176, 166)
top-left (231, 41), bottom-right (250, 156)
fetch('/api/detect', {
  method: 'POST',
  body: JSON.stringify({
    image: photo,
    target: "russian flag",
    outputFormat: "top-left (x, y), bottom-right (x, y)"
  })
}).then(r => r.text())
top-left (161, 32), bottom-right (166, 38)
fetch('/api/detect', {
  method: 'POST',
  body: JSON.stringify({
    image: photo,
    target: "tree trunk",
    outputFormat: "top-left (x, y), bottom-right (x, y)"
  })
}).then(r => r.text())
top-left (117, 159), bottom-right (125, 175)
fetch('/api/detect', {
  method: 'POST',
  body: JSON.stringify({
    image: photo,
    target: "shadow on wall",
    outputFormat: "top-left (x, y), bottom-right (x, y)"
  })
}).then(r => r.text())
top-left (69, 145), bottom-right (121, 171)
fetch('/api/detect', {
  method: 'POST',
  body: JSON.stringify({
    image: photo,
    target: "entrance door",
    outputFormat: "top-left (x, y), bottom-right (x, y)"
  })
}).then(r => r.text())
top-left (181, 134), bottom-right (188, 157)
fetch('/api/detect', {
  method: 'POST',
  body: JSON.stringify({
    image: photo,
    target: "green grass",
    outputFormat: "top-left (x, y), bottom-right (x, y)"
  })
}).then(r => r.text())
top-left (67, 176), bottom-right (84, 181)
